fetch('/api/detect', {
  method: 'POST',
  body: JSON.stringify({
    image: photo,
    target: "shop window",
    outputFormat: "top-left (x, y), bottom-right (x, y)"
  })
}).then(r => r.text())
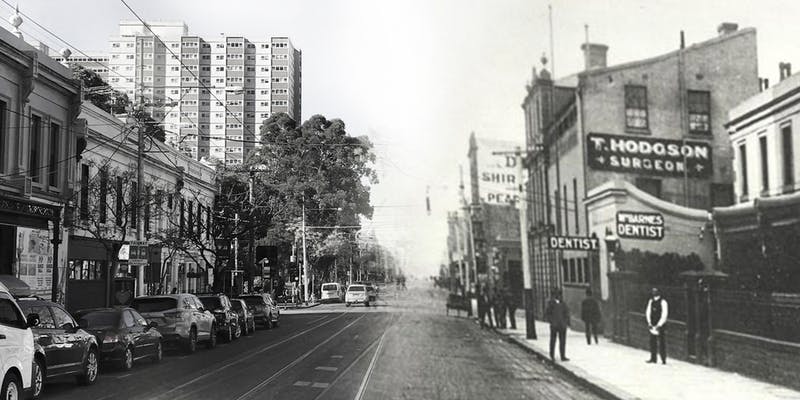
top-left (635, 177), bottom-right (662, 199)
top-left (69, 260), bottom-right (105, 280)
top-left (624, 85), bottom-right (648, 130)
top-left (688, 90), bottom-right (711, 134)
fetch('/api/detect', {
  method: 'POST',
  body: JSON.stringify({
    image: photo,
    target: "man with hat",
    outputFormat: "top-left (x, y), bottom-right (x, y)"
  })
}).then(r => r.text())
top-left (645, 287), bottom-right (669, 364)
top-left (545, 288), bottom-right (570, 361)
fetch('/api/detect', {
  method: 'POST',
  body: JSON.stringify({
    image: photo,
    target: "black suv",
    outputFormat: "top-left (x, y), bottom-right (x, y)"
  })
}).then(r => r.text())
top-left (17, 298), bottom-right (100, 392)
top-left (196, 294), bottom-right (240, 342)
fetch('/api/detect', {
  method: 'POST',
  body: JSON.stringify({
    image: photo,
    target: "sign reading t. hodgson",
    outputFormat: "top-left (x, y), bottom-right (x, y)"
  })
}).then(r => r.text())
top-left (587, 133), bottom-right (712, 178)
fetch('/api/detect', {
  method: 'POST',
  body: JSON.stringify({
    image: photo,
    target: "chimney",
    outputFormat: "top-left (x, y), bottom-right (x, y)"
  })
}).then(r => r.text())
top-left (581, 43), bottom-right (608, 70)
top-left (779, 62), bottom-right (792, 81)
top-left (717, 22), bottom-right (739, 36)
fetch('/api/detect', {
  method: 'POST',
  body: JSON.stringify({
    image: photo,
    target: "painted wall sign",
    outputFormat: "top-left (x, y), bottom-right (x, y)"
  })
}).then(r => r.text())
top-left (548, 236), bottom-right (600, 251)
top-left (587, 133), bottom-right (712, 178)
top-left (470, 138), bottom-right (523, 205)
top-left (616, 211), bottom-right (665, 240)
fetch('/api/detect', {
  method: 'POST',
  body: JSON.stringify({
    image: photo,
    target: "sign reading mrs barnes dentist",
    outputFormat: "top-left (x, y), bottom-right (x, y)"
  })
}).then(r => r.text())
top-left (587, 133), bottom-right (712, 178)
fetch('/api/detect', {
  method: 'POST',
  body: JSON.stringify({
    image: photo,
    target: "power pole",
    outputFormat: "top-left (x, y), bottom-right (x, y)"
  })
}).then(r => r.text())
top-left (516, 147), bottom-right (537, 339)
top-left (301, 202), bottom-right (308, 303)
top-left (233, 213), bottom-right (239, 295)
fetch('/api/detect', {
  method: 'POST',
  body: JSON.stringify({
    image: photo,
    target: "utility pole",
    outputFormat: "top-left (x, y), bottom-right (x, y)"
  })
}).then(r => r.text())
top-left (459, 165), bottom-right (472, 316)
top-left (301, 202), bottom-right (308, 303)
top-left (248, 170), bottom-right (255, 293)
top-left (233, 213), bottom-right (239, 295)
top-left (516, 147), bottom-right (537, 339)
top-left (135, 36), bottom-right (146, 297)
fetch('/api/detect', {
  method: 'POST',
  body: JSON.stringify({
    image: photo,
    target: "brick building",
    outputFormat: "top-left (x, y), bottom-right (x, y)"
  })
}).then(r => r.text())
top-left (521, 23), bottom-right (759, 320)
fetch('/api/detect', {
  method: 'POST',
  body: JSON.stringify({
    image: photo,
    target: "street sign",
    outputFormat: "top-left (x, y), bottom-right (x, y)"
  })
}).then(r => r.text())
top-left (587, 133), bottom-right (712, 178)
top-left (617, 211), bottom-right (665, 240)
top-left (547, 236), bottom-right (599, 251)
top-left (127, 241), bottom-right (149, 265)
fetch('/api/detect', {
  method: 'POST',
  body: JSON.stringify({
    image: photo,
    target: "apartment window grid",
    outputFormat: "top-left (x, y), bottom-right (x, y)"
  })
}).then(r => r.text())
top-left (624, 85), bottom-right (648, 130)
top-left (688, 90), bottom-right (711, 134)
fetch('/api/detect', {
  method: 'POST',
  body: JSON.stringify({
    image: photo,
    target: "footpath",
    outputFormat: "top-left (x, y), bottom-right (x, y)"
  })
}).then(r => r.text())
top-left (495, 311), bottom-right (800, 400)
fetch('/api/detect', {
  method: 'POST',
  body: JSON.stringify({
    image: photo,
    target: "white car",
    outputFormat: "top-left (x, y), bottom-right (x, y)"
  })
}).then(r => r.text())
top-left (0, 279), bottom-right (39, 400)
top-left (345, 284), bottom-right (370, 307)
top-left (320, 283), bottom-right (343, 303)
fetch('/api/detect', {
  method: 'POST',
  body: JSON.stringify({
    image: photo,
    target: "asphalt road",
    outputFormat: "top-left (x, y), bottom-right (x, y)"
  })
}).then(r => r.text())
top-left (42, 282), bottom-right (601, 400)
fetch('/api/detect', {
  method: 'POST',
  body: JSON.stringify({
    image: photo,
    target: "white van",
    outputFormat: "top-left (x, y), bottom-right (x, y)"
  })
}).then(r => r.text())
top-left (320, 283), bottom-right (343, 303)
top-left (0, 278), bottom-right (39, 400)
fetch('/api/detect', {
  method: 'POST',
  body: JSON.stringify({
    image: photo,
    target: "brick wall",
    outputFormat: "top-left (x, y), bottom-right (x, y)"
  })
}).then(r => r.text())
top-left (713, 329), bottom-right (800, 391)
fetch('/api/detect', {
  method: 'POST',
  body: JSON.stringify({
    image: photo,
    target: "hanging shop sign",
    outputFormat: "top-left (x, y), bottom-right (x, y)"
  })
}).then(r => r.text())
top-left (616, 211), bottom-right (664, 240)
top-left (471, 138), bottom-right (523, 205)
top-left (587, 133), bottom-right (712, 178)
top-left (548, 236), bottom-right (600, 251)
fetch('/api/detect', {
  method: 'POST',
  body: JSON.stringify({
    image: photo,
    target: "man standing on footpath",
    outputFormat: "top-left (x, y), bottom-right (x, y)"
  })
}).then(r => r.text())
top-left (581, 288), bottom-right (601, 345)
top-left (493, 286), bottom-right (506, 329)
top-left (503, 287), bottom-right (518, 330)
top-left (545, 288), bottom-right (570, 362)
top-left (646, 287), bottom-right (668, 364)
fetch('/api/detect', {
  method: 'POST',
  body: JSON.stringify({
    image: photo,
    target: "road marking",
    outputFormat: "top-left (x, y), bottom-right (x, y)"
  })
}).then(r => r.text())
top-left (354, 330), bottom-right (388, 400)
top-left (115, 373), bottom-right (133, 379)
top-left (235, 314), bottom-right (367, 400)
top-left (160, 312), bottom-right (349, 400)
top-left (312, 382), bottom-right (330, 388)
top-left (331, 355), bottom-right (344, 359)
top-left (315, 366), bottom-right (338, 371)
top-left (353, 334), bottom-right (359, 340)
top-left (294, 381), bottom-right (311, 387)
top-left (307, 315), bottom-right (329, 325)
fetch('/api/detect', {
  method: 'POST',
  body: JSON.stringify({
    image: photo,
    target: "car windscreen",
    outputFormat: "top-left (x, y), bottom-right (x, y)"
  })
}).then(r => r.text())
top-left (240, 296), bottom-right (263, 306)
top-left (132, 298), bottom-right (177, 312)
top-left (77, 311), bottom-right (120, 329)
top-left (322, 284), bottom-right (338, 291)
top-left (199, 297), bottom-right (222, 310)
top-left (348, 286), bottom-right (365, 292)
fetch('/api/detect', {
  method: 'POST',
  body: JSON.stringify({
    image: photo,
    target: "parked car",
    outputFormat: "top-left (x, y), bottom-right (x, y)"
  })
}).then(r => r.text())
top-left (196, 294), bottom-right (240, 342)
top-left (74, 308), bottom-right (163, 371)
top-left (0, 277), bottom-right (41, 400)
top-left (238, 294), bottom-right (280, 329)
top-left (345, 284), bottom-right (370, 307)
top-left (17, 297), bottom-right (100, 394)
top-left (230, 299), bottom-right (256, 336)
top-left (320, 283), bottom-right (344, 303)
top-left (131, 294), bottom-right (216, 354)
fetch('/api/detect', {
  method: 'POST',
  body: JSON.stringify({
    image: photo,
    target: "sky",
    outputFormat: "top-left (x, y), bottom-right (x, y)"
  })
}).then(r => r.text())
top-left (4, 0), bottom-right (800, 278)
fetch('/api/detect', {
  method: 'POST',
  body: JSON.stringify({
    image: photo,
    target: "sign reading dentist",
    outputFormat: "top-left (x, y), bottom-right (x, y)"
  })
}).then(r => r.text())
top-left (587, 133), bottom-right (712, 178)
top-left (548, 236), bottom-right (599, 251)
top-left (616, 211), bottom-right (665, 240)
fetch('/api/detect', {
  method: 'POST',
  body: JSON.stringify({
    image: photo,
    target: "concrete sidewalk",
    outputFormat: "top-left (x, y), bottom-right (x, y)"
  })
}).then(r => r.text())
top-left (496, 313), bottom-right (800, 400)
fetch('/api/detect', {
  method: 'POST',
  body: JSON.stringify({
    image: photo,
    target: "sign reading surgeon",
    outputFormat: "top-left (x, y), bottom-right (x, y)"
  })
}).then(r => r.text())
top-left (616, 211), bottom-right (665, 240)
top-left (587, 133), bottom-right (712, 178)
top-left (473, 138), bottom-right (521, 205)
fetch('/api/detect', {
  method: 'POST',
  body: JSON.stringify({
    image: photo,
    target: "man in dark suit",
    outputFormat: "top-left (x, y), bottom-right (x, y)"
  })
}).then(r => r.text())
top-left (503, 287), bottom-right (518, 330)
top-left (581, 288), bottom-right (601, 345)
top-left (545, 288), bottom-right (570, 361)
top-left (646, 287), bottom-right (668, 364)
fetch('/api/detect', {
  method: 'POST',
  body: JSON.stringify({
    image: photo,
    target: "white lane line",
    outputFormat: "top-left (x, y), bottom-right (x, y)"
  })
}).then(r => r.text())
top-left (315, 366), bottom-right (338, 372)
top-left (307, 315), bottom-right (329, 325)
top-left (294, 381), bottom-right (311, 387)
top-left (115, 374), bottom-right (133, 379)
top-left (330, 355), bottom-right (344, 359)
top-left (161, 312), bottom-right (349, 400)
top-left (353, 330), bottom-right (388, 400)
top-left (235, 314), bottom-right (367, 400)
top-left (312, 382), bottom-right (330, 388)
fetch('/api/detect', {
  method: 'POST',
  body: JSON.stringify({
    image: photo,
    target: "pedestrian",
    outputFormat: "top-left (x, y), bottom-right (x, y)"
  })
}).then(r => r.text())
top-left (493, 287), bottom-right (506, 329)
top-left (170, 287), bottom-right (178, 294)
top-left (545, 288), bottom-right (570, 362)
top-left (477, 284), bottom-right (493, 329)
top-left (503, 287), bottom-right (518, 330)
top-left (581, 288), bottom-right (601, 345)
top-left (646, 287), bottom-right (668, 364)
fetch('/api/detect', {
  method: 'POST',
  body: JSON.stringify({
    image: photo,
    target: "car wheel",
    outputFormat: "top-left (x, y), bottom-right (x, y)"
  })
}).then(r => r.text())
top-left (206, 325), bottom-right (217, 349)
top-left (185, 328), bottom-right (198, 354)
top-left (120, 347), bottom-right (134, 371)
top-left (77, 348), bottom-right (99, 385)
top-left (32, 358), bottom-right (43, 400)
top-left (234, 322), bottom-right (242, 339)
top-left (153, 341), bottom-right (163, 363)
top-left (1, 371), bottom-right (21, 400)
top-left (365, 302), bottom-right (370, 307)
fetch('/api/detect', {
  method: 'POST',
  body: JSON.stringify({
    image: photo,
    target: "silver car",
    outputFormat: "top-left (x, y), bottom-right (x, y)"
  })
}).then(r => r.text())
top-left (132, 294), bottom-right (217, 354)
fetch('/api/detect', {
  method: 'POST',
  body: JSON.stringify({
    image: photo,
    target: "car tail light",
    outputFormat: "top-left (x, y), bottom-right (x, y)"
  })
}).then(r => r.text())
top-left (103, 334), bottom-right (119, 343)
top-left (164, 311), bottom-right (181, 319)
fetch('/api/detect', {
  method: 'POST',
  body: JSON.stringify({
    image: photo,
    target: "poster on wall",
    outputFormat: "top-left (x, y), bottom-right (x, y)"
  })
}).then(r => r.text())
top-left (15, 227), bottom-right (53, 297)
top-left (587, 133), bottom-right (712, 178)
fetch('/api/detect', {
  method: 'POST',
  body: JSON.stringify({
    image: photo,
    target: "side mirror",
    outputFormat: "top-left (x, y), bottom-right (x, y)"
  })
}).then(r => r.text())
top-left (26, 313), bottom-right (40, 328)
top-left (148, 321), bottom-right (158, 329)
top-left (63, 323), bottom-right (78, 333)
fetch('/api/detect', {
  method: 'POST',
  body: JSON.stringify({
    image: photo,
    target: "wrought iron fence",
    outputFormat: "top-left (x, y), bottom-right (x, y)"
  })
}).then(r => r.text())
top-left (713, 289), bottom-right (800, 343)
